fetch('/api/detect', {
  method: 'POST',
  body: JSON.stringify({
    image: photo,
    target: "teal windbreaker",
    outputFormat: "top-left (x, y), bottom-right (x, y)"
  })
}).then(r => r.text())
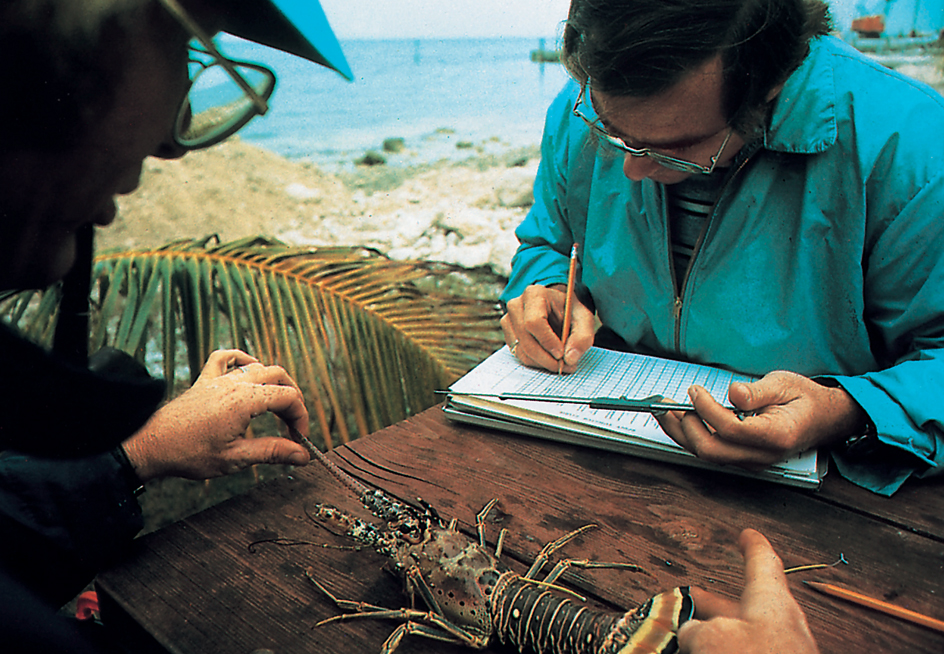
top-left (501, 36), bottom-right (944, 494)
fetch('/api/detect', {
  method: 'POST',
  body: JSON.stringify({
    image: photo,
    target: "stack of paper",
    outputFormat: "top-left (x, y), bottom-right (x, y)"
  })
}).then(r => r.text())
top-left (444, 346), bottom-right (825, 489)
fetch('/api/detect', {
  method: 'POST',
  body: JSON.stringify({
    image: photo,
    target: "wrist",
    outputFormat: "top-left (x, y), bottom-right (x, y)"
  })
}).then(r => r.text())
top-left (112, 444), bottom-right (146, 496)
top-left (813, 377), bottom-right (877, 455)
top-left (120, 425), bottom-right (162, 484)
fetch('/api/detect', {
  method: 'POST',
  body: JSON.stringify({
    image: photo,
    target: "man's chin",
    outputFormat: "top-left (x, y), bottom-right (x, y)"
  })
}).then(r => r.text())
top-left (1, 237), bottom-right (78, 291)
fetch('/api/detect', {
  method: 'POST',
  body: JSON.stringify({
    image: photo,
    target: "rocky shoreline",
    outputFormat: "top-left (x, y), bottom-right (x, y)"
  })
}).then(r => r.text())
top-left (108, 138), bottom-right (538, 279)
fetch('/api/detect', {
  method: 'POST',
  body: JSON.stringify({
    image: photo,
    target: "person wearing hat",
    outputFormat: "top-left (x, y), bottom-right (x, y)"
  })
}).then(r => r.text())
top-left (0, 1), bottom-right (351, 651)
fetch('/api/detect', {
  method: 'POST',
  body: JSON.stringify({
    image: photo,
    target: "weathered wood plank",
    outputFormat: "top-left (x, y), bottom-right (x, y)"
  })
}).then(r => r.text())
top-left (336, 408), bottom-right (944, 653)
top-left (97, 406), bottom-right (944, 654)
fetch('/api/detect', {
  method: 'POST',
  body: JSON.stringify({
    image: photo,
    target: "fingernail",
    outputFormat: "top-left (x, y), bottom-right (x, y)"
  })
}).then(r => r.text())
top-left (688, 387), bottom-right (697, 402)
top-left (290, 452), bottom-right (309, 466)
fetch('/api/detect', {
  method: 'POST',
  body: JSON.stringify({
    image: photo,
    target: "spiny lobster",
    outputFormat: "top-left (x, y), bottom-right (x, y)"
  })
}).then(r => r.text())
top-left (293, 430), bottom-right (694, 654)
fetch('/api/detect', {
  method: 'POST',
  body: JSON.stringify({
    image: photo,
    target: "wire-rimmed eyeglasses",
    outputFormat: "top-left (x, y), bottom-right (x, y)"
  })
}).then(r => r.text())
top-left (573, 80), bottom-right (732, 175)
top-left (157, 0), bottom-right (276, 150)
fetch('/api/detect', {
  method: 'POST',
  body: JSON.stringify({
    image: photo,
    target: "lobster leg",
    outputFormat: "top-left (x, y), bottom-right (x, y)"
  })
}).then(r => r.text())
top-left (404, 564), bottom-right (444, 615)
top-left (475, 498), bottom-right (509, 558)
top-left (309, 574), bottom-right (489, 653)
top-left (524, 524), bottom-right (598, 579)
top-left (380, 621), bottom-right (480, 654)
top-left (475, 498), bottom-right (499, 547)
top-left (542, 558), bottom-right (645, 586)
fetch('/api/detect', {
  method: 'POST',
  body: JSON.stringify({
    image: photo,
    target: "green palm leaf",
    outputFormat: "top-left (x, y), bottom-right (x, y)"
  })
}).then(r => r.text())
top-left (1, 236), bottom-right (505, 449)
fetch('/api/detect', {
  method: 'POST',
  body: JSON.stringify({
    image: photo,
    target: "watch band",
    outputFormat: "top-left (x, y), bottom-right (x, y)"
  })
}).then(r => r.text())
top-left (112, 445), bottom-right (146, 497)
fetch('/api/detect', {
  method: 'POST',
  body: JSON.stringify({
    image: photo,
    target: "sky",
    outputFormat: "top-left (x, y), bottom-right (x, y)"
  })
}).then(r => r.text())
top-left (316, 1), bottom-right (864, 40)
top-left (317, 0), bottom-right (573, 39)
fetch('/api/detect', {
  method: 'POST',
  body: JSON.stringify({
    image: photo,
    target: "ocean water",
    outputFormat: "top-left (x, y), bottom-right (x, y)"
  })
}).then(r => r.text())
top-left (221, 36), bottom-right (571, 170)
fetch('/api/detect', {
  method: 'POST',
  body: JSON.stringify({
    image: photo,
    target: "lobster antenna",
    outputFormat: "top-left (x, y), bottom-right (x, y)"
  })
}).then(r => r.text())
top-left (290, 427), bottom-right (373, 499)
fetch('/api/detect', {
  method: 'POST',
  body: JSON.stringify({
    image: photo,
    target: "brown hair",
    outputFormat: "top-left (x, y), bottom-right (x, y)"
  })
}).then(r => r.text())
top-left (561, 0), bottom-right (832, 134)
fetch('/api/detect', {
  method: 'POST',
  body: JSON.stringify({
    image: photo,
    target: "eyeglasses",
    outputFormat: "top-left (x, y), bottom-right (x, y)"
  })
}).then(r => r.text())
top-left (573, 81), bottom-right (733, 175)
top-left (157, 0), bottom-right (276, 150)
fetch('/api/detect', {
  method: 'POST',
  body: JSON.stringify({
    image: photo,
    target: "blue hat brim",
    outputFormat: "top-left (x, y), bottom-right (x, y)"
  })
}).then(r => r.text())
top-left (216, 0), bottom-right (353, 81)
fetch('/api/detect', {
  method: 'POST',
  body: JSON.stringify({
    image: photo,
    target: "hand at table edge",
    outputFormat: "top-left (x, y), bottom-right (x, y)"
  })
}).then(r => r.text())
top-left (657, 370), bottom-right (867, 467)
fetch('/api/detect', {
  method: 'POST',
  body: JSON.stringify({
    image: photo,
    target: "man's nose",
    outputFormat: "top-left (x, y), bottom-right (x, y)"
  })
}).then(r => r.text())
top-left (153, 103), bottom-right (190, 160)
top-left (152, 136), bottom-right (187, 160)
top-left (622, 153), bottom-right (660, 181)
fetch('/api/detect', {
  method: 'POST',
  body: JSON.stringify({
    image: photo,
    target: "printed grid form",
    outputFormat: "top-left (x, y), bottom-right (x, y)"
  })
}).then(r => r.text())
top-left (450, 346), bottom-right (755, 448)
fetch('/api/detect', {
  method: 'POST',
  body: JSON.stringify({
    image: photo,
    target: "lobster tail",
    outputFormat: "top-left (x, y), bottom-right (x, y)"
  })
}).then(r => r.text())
top-left (491, 576), bottom-right (693, 654)
top-left (600, 586), bottom-right (694, 654)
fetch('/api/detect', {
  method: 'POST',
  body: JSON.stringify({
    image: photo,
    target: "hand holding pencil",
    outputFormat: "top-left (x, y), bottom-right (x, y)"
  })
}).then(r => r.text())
top-left (500, 242), bottom-right (594, 374)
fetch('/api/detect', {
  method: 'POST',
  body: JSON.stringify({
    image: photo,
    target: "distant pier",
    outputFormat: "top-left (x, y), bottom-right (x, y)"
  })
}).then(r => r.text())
top-left (530, 38), bottom-right (560, 63)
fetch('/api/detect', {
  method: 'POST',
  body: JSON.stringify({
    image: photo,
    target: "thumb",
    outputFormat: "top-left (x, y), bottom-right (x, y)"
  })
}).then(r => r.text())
top-left (728, 379), bottom-right (772, 413)
top-left (233, 437), bottom-right (311, 468)
top-left (563, 304), bottom-right (595, 366)
top-left (676, 618), bottom-right (704, 650)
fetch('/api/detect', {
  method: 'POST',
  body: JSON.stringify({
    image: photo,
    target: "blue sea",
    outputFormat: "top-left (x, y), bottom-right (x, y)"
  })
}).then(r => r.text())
top-left (221, 36), bottom-right (571, 170)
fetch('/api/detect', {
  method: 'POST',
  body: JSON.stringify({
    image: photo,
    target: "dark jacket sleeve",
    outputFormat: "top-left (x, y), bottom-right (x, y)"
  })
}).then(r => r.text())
top-left (0, 449), bottom-right (143, 607)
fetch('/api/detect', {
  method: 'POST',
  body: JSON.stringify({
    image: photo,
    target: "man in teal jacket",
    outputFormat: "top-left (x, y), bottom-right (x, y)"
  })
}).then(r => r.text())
top-left (500, 0), bottom-right (944, 495)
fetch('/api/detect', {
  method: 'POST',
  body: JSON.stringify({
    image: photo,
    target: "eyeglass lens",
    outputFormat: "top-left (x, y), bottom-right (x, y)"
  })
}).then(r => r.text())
top-left (574, 83), bottom-right (726, 174)
top-left (176, 61), bottom-right (275, 148)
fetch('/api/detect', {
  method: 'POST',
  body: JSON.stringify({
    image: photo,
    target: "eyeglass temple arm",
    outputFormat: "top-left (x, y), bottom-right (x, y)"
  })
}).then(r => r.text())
top-left (158, 0), bottom-right (269, 115)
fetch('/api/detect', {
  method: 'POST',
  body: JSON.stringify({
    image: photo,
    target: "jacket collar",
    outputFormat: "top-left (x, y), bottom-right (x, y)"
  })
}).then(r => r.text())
top-left (763, 35), bottom-right (845, 155)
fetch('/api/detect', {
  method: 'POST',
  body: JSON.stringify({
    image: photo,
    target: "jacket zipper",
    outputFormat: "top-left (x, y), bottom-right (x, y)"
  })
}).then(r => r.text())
top-left (670, 145), bottom-right (760, 352)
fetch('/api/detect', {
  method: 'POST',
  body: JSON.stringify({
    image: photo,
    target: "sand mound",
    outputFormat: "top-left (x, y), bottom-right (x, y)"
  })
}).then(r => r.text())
top-left (106, 138), bottom-right (538, 276)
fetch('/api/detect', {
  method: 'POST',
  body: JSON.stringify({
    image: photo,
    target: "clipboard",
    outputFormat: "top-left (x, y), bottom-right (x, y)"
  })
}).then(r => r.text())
top-left (444, 346), bottom-right (825, 489)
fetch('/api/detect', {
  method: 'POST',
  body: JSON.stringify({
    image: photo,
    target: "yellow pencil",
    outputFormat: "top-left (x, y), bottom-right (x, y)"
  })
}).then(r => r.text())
top-left (804, 581), bottom-right (944, 634)
top-left (559, 243), bottom-right (579, 375)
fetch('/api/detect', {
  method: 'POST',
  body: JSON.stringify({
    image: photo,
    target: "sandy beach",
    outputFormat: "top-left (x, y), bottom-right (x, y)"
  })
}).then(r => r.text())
top-left (107, 138), bottom-right (539, 280)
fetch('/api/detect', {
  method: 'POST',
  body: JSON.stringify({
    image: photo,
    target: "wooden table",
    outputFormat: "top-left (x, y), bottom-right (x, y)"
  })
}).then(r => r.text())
top-left (96, 405), bottom-right (944, 653)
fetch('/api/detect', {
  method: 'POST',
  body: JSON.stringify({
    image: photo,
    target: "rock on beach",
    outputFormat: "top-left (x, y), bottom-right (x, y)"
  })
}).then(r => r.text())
top-left (107, 138), bottom-right (536, 277)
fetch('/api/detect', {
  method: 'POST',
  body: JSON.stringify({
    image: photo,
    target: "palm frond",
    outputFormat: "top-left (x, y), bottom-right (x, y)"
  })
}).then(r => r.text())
top-left (1, 236), bottom-right (505, 448)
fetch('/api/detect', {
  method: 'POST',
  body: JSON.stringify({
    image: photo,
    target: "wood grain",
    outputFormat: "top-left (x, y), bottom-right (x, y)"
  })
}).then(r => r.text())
top-left (97, 406), bottom-right (944, 654)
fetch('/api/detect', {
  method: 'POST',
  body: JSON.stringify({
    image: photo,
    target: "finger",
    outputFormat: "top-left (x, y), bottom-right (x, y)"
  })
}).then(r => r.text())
top-left (561, 303), bottom-right (594, 369)
top-left (688, 586), bottom-right (740, 620)
top-left (675, 412), bottom-right (784, 467)
top-left (687, 385), bottom-right (751, 430)
top-left (688, 385), bottom-right (795, 456)
top-left (738, 529), bottom-right (791, 608)
top-left (257, 384), bottom-right (310, 437)
top-left (226, 436), bottom-right (310, 470)
top-left (500, 314), bottom-right (517, 350)
top-left (228, 361), bottom-right (266, 378)
top-left (655, 408), bottom-right (691, 449)
top-left (244, 363), bottom-right (304, 394)
top-left (677, 617), bottom-right (751, 652)
top-left (202, 349), bottom-right (259, 378)
top-left (503, 291), bottom-right (561, 371)
top-left (520, 287), bottom-right (568, 364)
top-left (727, 376), bottom-right (789, 413)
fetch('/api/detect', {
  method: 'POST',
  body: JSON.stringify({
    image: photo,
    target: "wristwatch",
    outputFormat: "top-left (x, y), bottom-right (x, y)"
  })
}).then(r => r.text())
top-left (838, 416), bottom-right (880, 460)
top-left (813, 376), bottom-right (881, 461)
top-left (112, 445), bottom-right (146, 497)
